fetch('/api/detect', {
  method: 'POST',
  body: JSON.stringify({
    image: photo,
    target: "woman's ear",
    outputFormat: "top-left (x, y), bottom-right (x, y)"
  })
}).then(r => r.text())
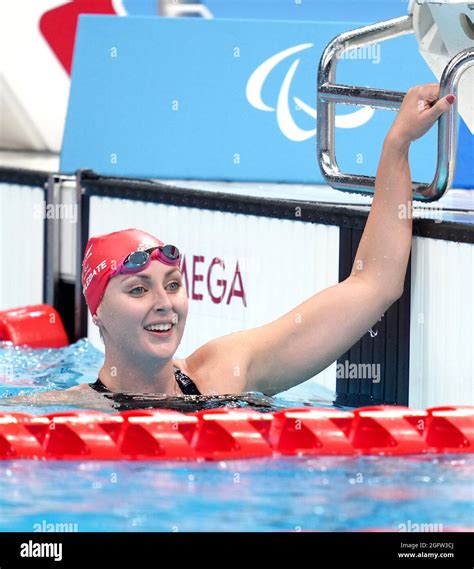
top-left (93, 306), bottom-right (103, 327)
top-left (93, 313), bottom-right (105, 344)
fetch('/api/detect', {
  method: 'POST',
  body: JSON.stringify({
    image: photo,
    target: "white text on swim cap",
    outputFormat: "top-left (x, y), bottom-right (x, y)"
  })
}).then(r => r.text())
top-left (83, 260), bottom-right (108, 292)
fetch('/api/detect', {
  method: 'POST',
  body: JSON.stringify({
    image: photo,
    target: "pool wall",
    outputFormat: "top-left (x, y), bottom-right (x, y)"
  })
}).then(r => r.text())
top-left (2, 165), bottom-right (472, 407)
top-left (0, 170), bottom-right (46, 310)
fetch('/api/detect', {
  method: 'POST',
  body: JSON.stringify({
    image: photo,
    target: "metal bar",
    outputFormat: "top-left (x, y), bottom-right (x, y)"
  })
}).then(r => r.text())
top-left (318, 84), bottom-right (404, 110)
top-left (74, 170), bottom-right (90, 341)
top-left (317, 14), bottom-right (474, 202)
top-left (433, 48), bottom-right (474, 198)
top-left (317, 16), bottom-right (414, 198)
top-left (44, 174), bottom-right (60, 306)
top-left (318, 16), bottom-right (414, 88)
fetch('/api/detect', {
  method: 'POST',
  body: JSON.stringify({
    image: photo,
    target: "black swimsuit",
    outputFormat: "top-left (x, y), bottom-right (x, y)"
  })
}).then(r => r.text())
top-left (89, 366), bottom-right (201, 396)
top-left (88, 366), bottom-right (277, 413)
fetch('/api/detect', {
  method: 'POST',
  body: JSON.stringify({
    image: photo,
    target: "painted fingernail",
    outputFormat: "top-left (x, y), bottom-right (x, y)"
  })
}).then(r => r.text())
top-left (446, 95), bottom-right (455, 104)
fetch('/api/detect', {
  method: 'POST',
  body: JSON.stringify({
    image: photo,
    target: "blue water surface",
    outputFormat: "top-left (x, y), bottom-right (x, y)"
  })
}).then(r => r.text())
top-left (0, 339), bottom-right (336, 413)
top-left (0, 455), bottom-right (472, 532)
top-left (0, 341), bottom-right (472, 532)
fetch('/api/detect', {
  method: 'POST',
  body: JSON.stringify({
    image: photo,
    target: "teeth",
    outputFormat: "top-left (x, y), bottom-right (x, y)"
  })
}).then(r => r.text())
top-left (145, 323), bottom-right (172, 332)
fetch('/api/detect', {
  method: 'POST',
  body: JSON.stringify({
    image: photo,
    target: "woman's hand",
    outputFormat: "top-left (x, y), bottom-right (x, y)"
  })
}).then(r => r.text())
top-left (387, 83), bottom-right (455, 149)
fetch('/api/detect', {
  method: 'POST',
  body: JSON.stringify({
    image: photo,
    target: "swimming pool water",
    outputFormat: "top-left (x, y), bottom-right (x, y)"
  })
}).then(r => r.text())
top-left (0, 341), bottom-right (473, 532)
top-left (0, 339), bottom-right (104, 401)
top-left (0, 339), bottom-right (335, 413)
top-left (1, 455), bottom-right (473, 531)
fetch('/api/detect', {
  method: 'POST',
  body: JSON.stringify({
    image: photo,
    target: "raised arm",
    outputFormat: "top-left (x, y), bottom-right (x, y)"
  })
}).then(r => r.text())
top-left (349, 85), bottom-right (455, 294)
top-left (204, 84), bottom-right (455, 396)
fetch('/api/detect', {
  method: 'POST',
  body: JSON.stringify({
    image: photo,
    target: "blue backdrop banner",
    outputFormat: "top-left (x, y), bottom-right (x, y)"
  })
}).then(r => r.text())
top-left (61, 16), bottom-right (473, 188)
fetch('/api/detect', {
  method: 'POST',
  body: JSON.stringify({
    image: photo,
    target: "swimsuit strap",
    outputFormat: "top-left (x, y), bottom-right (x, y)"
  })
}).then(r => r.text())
top-left (89, 367), bottom-right (201, 396)
top-left (173, 366), bottom-right (201, 395)
top-left (89, 377), bottom-right (109, 393)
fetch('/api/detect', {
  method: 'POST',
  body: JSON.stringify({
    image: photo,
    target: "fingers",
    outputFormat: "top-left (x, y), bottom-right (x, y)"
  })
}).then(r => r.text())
top-left (408, 83), bottom-right (456, 120)
top-left (404, 84), bottom-right (438, 112)
top-left (394, 84), bottom-right (456, 143)
top-left (426, 94), bottom-right (456, 121)
top-left (418, 83), bottom-right (440, 101)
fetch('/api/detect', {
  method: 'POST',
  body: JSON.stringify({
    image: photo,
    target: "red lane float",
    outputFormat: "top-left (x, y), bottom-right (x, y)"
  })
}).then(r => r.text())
top-left (0, 304), bottom-right (68, 348)
top-left (0, 406), bottom-right (472, 461)
top-left (1, 305), bottom-right (472, 460)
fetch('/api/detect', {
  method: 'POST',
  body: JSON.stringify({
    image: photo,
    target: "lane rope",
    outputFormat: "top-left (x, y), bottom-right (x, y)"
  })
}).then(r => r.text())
top-left (0, 406), bottom-right (472, 460)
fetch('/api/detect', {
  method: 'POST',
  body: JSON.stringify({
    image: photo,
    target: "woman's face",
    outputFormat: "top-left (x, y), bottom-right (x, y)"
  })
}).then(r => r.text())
top-left (96, 259), bottom-right (188, 362)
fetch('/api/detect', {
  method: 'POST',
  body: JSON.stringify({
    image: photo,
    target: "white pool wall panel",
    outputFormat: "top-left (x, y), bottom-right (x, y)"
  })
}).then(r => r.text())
top-left (0, 182), bottom-right (44, 310)
top-left (58, 180), bottom-right (77, 282)
top-left (409, 236), bottom-right (474, 408)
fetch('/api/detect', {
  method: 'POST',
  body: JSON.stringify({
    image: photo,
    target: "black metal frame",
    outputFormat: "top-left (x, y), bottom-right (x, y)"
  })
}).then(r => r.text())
top-left (337, 227), bottom-right (411, 407)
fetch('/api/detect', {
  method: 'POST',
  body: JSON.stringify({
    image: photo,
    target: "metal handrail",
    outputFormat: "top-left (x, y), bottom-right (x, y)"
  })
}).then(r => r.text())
top-left (317, 15), bottom-right (474, 202)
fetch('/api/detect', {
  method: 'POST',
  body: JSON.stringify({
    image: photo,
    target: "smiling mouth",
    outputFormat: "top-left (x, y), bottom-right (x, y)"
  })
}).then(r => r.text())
top-left (143, 323), bottom-right (175, 336)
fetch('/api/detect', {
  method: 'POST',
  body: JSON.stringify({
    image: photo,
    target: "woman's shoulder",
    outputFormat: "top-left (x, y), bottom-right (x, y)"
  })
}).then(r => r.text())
top-left (172, 342), bottom-right (249, 395)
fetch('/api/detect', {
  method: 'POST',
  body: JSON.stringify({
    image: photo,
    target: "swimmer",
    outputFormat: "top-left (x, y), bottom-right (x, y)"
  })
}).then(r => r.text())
top-left (3, 83), bottom-right (455, 410)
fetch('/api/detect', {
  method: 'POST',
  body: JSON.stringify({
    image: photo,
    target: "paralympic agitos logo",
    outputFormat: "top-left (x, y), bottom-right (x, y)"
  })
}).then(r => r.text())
top-left (246, 43), bottom-right (375, 142)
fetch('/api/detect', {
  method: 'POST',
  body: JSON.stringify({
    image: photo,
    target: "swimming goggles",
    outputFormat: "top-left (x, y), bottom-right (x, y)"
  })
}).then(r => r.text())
top-left (112, 245), bottom-right (181, 276)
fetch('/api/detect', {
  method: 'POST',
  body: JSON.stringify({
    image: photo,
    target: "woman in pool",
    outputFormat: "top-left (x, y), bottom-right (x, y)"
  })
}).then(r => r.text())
top-left (7, 83), bottom-right (455, 408)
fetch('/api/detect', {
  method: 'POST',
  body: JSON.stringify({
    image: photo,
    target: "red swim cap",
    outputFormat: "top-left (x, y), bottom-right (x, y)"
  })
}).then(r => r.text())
top-left (81, 228), bottom-right (164, 316)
